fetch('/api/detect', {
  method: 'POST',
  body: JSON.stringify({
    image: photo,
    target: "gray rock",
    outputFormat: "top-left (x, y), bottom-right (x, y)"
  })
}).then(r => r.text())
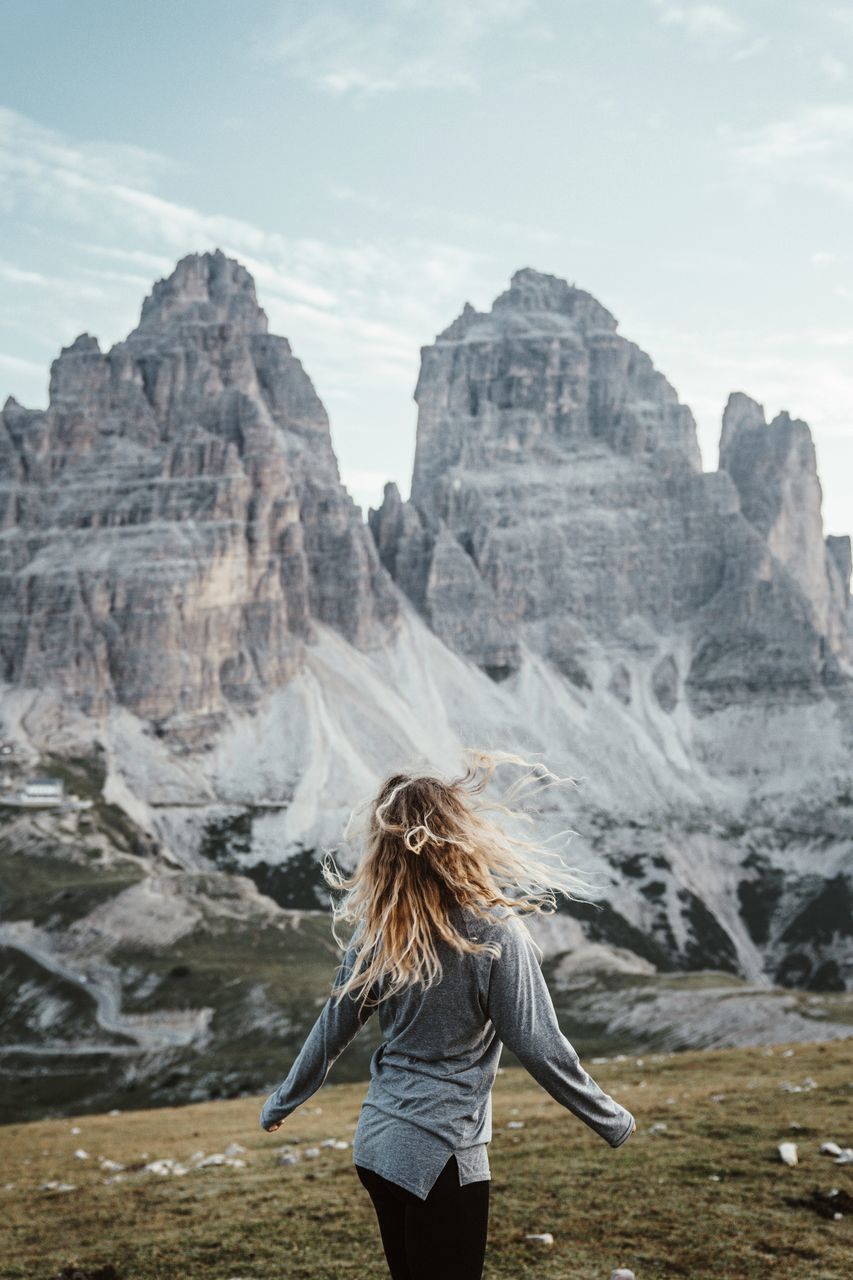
top-left (651, 654), bottom-right (679, 714)
top-left (372, 269), bottom-right (851, 713)
top-left (827, 534), bottom-right (851, 597)
top-left (719, 391), bottom-right (849, 653)
top-left (0, 250), bottom-right (397, 734)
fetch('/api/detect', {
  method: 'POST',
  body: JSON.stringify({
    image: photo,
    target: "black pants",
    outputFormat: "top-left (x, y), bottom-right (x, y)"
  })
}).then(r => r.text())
top-left (355, 1153), bottom-right (490, 1280)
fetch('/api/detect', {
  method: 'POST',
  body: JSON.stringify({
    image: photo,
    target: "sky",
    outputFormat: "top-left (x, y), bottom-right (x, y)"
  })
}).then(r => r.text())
top-left (1, 0), bottom-right (852, 535)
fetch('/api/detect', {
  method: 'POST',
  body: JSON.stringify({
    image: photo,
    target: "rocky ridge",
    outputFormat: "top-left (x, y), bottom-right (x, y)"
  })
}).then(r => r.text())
top-left (0, 250), bottom-right (396, 739)
top-left (371, 269), bottom-right (852, 711)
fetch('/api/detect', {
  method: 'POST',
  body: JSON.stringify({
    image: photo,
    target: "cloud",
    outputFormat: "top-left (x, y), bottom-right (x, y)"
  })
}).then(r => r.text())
top-left (731, 35), bottom-right (770, 62)
top-left (0, 102), bottom-right (494, 475)
top-left (0, 352), bottom-right (44, 377)
top-left (818, 53), bottom-right (847, 82)
top-left (74, 244), bottom-right (175, 273)
top-left (723, 103), bottom-right (853, 208)
top-left (0, 260), bottom-right (55, 288)
top-left (0, 258), bottom-right (107, 301)
top-left (255, 0), bottom-right (535, 95)
top-left (330, 183), bottom-right (561, 247)
top-left (811, 250), bottom-right (847, 266)
top-left (731, 105), bottom-right (853, 164)
top-left (0, 106), bottom-right (171, 193)
top-left (724, 105), bottom-right (853, 203)
top-left (651, 1), bottom-right (742, 38)
top-left (828, 5), bottom-right (853, 34)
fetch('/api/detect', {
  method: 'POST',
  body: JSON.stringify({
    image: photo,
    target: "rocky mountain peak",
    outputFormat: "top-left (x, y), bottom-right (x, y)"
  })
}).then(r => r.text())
top-left (720, 390), bottom-right (765, 455)
top-left (137, 248), bottom-right (268, 335)
top-left (412, 266), bottom-right (701, 515)
top-left (718, 391), bottom-right (845, 645)
top-left (48, 333), bottom-right (108, 405)
top-left (492, 266), bottom-right (619, 333)
top-left (66, 333), bottom-right (102, 355)
top-left (0, 252), bottom-right (397, 727)
top-left (375, 266), bottom-right (851, 696)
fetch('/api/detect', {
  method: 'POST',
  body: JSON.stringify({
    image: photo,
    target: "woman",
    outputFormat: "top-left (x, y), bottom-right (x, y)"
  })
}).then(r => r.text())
top-left (260, 749), bottom-right (637, 1280)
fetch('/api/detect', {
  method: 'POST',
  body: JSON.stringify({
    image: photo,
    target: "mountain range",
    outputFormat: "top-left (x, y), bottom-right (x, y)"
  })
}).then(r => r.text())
top-left (1, 249), bottom-right (850, 1122)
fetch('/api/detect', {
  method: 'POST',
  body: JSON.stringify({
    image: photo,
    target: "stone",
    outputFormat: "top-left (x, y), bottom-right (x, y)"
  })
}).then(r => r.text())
top-left (719, 392), bottom-right (848, 651)
top-left (370, 270), bottom-right (851, 714)
top-left (0, 249), bottom-right (398, 734)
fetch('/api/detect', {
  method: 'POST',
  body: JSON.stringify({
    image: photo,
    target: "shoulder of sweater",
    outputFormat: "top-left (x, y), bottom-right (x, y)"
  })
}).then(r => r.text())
top-left (458, 902), bottom-right (532, 945)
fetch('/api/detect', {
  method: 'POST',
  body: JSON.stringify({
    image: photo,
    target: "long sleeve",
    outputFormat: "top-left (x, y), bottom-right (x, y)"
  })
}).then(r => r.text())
top-left (259, 940), bottom-right (376, 1131)
top-left (486, 919), bottom-right (635, 1147)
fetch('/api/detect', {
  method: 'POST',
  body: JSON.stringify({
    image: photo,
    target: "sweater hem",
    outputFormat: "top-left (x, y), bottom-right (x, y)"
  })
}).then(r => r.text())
top-left (352, 1151), bottom-right (492, 1201)
top-left (352, 1155), bottom-right (437, 1201)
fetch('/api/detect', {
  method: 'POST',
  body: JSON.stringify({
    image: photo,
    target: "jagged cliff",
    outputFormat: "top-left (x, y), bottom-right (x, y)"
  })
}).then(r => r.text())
top-left (371, 269), bottom-right (852, 713)
top-left (0, 251), bottom-right (397, 739)
top-left (1, 255), bottom-right (852, 1123)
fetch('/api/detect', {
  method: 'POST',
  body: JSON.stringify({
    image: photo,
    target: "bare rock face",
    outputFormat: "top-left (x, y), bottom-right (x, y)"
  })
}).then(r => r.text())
top-left (372, 268), bottom-right (851, 713)
top-left (0, 250), bottom-right (397, 732)
top-left (411, 268), bottom-right (701, 512)
top-left (827, 534), bottom-right (852, 595)
top-left (380, 266), bottom-right (710, 679)
top-left (827, 534), bottom-right (853, 633)
top-left (719, 392), bottom-right (849, 652)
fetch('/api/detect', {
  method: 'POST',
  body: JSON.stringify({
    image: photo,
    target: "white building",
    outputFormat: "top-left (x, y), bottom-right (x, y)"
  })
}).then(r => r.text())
top-left (19, 776), bottom-right (65, 805)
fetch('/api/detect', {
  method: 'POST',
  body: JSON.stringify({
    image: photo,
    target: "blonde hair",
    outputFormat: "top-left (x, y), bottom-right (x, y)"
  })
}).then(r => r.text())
top-left (320, 748), bottom-right (605, 1011)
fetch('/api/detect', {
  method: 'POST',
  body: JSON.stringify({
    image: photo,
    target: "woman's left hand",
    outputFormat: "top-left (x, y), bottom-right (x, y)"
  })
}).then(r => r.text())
top-left (265, 1119), bottom-right (283, 1133)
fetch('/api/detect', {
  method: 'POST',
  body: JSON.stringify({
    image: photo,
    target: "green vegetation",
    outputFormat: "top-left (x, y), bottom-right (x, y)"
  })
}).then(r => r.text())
top-left (557, 897), bottom-right (676, 971)
top-left (1, 1039), bottom-right (850, 1279)
top-left (108, 904), bottom-right (385, 1110)
top-left (678, 889), bottom-right (740, 975)
top-left (43, 752), bottom-right (156, 856)
top-left (0, 844), bottom-right (144, 930)
top-left (737, 859), bottom-right (785, 945)
top-left (782, 876), bottom-right (853, 947)
top-left (200, 810), bottom-right (327, 907)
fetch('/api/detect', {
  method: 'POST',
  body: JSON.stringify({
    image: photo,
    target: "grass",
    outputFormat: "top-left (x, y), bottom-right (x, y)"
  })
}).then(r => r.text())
top-left (0, 900), bottom-right (386, 1124)
top-left (1, 1038), bottom-right (850, 1279)
top-left (0, 844), bottom-right (145, 930)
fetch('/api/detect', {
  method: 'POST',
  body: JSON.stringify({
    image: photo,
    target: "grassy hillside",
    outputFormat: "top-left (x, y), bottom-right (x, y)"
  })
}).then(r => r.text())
top-left (1, 1038), bottom-right (850, 1279)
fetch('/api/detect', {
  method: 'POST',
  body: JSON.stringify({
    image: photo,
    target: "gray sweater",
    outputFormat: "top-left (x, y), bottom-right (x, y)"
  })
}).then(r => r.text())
top-left (259, 903), bottom-right (635, 1199)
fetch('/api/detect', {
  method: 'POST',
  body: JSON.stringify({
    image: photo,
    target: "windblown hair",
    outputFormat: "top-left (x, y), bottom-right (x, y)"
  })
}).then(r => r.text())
top-left (320, 748), bottom-right (605, 1011)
